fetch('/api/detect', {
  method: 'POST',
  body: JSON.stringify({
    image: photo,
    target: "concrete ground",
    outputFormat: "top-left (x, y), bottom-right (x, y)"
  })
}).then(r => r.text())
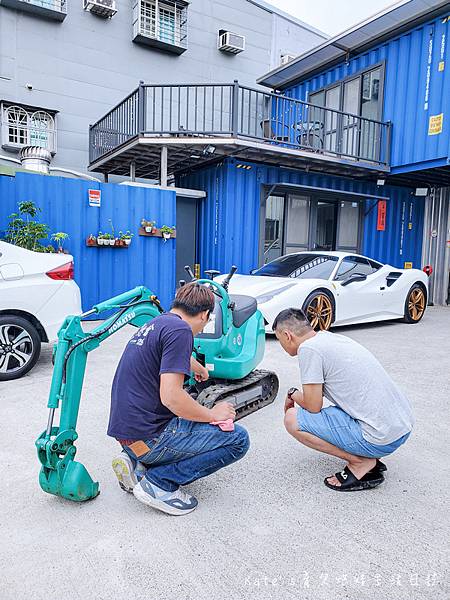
top-left (1, 308), bottom-right (449, 600)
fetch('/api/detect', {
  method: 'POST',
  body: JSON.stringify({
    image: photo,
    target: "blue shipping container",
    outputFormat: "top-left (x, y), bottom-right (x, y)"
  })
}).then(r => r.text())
top-left (0, 172), bottom-right (177, 311)
top-left (179, 158), bottom-right (424, 274)
top-left (283, 13), bottom-right (450, 172)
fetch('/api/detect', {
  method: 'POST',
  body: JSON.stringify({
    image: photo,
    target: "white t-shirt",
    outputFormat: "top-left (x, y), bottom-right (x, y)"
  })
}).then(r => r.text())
top-left (298, 331), bottom-right (414, 445)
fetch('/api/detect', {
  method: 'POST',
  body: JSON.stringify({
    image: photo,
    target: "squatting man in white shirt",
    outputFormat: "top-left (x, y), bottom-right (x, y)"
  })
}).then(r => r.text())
top-left (273, 308), bottom-right (414, 492)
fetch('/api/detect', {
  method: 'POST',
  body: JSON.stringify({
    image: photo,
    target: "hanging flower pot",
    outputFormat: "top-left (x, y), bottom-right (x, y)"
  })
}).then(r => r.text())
top-left (160, 225), bottom-right (176, 242)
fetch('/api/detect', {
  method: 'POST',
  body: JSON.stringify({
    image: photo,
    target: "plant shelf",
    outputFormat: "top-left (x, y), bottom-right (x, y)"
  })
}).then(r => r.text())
top-left (138, 227), bottom-right (176, 238)
top-left (86, 238), bottom-right (130, 248)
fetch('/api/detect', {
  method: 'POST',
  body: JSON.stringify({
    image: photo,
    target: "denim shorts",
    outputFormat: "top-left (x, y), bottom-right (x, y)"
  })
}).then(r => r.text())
top-left (296, 406), bottom-right (410, 458)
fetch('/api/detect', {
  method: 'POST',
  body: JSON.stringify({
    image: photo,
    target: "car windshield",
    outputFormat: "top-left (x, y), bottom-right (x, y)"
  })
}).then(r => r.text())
top-left (253, 254), bottom-right (338, 279)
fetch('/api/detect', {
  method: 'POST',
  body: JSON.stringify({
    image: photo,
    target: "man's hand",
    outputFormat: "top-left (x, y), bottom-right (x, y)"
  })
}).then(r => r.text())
top-left (194, 364), bottom-right (209, 382)
top-left (191, 357), bottom-right (209, 382)
top-left (284, 393), bottom-right (295, 413)
top-left (210, 402), bottom-right (236, 422)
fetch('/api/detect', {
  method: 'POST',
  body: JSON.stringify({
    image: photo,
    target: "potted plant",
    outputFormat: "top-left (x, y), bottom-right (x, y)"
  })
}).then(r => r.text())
top-left (97, 232), bottom-right (105, 245)
top-left (51, 232), bottom-right (69, 253)
top-left (87, 234), bottom-right (97, 247)
top-left (160, 225), bottom-right (175, 241)
top-left (141, 218), bottom-right (157, 233)
top-left (119, 231), bottom-right (134, 246)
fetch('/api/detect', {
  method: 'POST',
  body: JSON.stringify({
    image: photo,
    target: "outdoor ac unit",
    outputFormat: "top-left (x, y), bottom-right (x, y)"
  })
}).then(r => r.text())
top-left (218, 31), bottom-right (245, 54)
top-left (84, 0), bottom-right (117, 18)
top-left (280, 54), bottom-right (295, 65)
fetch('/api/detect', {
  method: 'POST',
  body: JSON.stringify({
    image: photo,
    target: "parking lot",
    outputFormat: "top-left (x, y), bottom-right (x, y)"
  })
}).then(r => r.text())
top-left (1, 307), bottom-right (449, 600)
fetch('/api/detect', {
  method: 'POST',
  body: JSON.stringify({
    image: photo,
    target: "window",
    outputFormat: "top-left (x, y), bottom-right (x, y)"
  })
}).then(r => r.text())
top-left (0, 0), bottom-right (67, 21)
top-left (1, 104), bottom-right (56, 153)
top-left (334, 256), bottom-right (379, 281)
top-left (159, 4), bottom-right (176, 44)
top-left (254, 253), bottom-right (337, 279)
top-left (291, 255), bottom-right (338, 280)
top-left (308, 65), bottom-right (383, 161)
top-left (133, 0), bottom-right (187, 53)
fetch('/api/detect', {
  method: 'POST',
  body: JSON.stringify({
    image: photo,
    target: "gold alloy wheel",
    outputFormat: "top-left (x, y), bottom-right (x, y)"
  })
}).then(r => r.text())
top-left (305, 293), bottom-right (333, 331)
top-left (408, 287), bottom-right (426, 321)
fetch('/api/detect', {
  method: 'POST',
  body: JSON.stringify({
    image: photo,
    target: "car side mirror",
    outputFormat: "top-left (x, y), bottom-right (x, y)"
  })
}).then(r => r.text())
top-left (341, 273), bottom-right (367, 286)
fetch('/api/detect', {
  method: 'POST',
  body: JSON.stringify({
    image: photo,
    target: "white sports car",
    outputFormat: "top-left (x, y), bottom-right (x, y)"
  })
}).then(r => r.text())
top-left (217, 251), bottom-right (428, 332)
top-left (0, 241), bottom-right (82, 380)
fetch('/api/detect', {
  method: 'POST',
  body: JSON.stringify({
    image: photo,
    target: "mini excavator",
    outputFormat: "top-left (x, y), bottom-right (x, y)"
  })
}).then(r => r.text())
top-left (36, 266), bottom-right (279, 502)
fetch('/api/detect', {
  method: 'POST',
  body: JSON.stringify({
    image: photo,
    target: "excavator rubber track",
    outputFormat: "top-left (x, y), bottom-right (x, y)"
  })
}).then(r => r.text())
top-left (194, 369), bottom-right (279, 420)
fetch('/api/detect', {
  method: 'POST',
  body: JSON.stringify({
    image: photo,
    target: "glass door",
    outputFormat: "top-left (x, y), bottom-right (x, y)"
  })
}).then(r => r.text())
top-left (342, 77), bottom-right (360, 158)
top-left (336, 200), bottom-right (361, 252)
top-left (264, 195), bottom-right (285, 263)
top-left (284, 195), bottom-right (310, 254)
top-left (360, 67), bottom-right (381, 160)
top-left (323, 85), bottom-right (340, 154)
top-left (311, 200), bottom-right (337, 250)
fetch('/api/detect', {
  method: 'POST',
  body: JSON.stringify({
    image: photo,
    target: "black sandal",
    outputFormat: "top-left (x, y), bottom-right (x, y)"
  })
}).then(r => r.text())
top-left (324, 466), bottom-right (385, 492)
top-left (374, 459), bottom-right (387, 473)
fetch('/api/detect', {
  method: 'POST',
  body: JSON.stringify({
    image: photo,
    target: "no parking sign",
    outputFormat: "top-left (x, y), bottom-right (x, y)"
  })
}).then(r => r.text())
top-left (88, 189), bottom-right (101, 207)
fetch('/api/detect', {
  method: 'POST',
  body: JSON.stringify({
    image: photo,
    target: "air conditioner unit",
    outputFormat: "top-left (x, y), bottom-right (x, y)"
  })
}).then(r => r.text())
top-left (280, 54), bottom-right (295, 66)
top-left (218, 30), bottom-right (245, 54)
top-left (84, 0), bottom-right (117, 18)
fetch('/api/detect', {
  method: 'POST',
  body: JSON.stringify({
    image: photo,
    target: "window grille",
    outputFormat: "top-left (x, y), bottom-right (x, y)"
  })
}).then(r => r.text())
top-left (1, 105), bottom-right (56, 153)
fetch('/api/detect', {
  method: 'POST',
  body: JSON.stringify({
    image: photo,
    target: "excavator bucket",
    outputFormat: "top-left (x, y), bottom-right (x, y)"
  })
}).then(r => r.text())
top-left (39, 459), bottom-right (99, 502)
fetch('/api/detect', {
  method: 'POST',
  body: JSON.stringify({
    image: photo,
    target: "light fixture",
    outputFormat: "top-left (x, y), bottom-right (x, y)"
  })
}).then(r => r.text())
top-left (376, 178), bottom-right (385, 186)
top-left (190, 154), bottom-right (201, 159)
top-left (202, 145), bottom-right (216, 156)
top-left (415, 187), bottom-right (428, 196)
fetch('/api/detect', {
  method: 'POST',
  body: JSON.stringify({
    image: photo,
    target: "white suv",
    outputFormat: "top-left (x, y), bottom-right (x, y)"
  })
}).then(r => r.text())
top-left (0, 241), bottom-right (82, 380)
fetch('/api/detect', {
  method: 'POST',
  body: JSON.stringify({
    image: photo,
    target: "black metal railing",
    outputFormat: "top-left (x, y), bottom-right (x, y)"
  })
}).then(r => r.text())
top-left (89, 81), bottom-right (392, 167)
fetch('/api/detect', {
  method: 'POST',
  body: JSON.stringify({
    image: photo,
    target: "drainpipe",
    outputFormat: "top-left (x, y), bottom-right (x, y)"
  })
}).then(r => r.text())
top-left (160, 146), bottom-right (168, 186)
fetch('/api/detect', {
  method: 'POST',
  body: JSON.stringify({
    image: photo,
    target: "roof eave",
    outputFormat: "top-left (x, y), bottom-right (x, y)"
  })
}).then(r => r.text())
top-left (257, 0), bottom-right (450, 89)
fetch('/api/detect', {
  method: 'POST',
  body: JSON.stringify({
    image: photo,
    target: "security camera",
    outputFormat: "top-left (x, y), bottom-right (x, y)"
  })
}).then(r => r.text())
top-left (25, 83), bottom-right (33, 90)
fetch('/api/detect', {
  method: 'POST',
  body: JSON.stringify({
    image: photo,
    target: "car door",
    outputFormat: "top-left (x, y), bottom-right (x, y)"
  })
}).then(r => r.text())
top-left (333, 255), bottom-right (386, 324)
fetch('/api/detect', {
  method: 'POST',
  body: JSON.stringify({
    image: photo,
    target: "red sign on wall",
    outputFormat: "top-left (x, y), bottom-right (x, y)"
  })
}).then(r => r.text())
top-left (377, 200), bottom-right (386, 231)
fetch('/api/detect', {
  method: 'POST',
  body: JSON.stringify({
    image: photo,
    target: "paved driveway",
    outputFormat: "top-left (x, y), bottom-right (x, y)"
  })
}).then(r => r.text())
top-left (1, 308), bottom-right (449, 600)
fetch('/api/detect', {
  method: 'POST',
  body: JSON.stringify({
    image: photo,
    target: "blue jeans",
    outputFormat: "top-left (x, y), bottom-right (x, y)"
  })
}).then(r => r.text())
top-left (122, 417), bottom-right (250, 492)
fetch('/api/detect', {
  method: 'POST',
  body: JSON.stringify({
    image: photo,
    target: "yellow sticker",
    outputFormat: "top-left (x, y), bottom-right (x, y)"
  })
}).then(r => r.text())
top-left (428, 113), bottom-right (444, 135)
top-left (404, 262), bottom-right (413, 269)
top-left (439, 61), bottom-right (445, 72)
top-left (408, 222), bottom-right (413, 230)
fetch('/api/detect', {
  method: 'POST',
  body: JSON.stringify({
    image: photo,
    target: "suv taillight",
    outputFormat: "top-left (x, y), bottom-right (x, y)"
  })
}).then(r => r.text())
top-left (46, 261), bottom-right (74, 280)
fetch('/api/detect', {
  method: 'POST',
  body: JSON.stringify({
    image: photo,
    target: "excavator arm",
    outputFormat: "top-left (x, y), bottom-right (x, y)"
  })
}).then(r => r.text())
top-left (35, 286), bottom-right (164, 502)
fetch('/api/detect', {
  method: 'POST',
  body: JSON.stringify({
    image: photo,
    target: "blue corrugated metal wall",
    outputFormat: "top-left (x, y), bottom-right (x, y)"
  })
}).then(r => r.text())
top-left (179, 158), bottom-right (424, 274)
top-left (0, 173), bottom-right (176, 311)
top-left (283, 14), bottom-right (450, 171)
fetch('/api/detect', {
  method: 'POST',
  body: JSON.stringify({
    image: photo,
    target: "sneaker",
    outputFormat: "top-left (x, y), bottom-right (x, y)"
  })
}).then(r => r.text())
top-left (112, 452), bottom-right (138, 493)
top-left (133, 477), bottom-right (198, 516)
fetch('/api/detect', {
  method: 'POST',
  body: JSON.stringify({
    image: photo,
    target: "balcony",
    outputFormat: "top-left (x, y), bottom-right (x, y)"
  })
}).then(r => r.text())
top-left (88, 82), bottom-right (392, 179)
top-left (0, 0), bottom-right (67, 21)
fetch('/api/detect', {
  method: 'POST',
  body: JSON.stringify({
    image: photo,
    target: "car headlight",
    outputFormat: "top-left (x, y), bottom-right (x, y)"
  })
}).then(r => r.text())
top-left (256, 284), bottom-right (296, 304)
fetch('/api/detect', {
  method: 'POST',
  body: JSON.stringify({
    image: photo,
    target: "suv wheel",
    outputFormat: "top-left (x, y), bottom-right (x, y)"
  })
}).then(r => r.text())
top-left (0, 315), bottom-right (41, 381)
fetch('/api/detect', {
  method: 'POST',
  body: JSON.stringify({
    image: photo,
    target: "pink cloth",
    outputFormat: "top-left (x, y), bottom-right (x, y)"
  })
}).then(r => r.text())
top-left (210, 418), bottom-right (235, 431)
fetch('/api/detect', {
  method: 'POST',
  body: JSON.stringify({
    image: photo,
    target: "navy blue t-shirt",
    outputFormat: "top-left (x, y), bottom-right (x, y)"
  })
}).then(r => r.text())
top-left (107, 313), bottom-right (193, 440)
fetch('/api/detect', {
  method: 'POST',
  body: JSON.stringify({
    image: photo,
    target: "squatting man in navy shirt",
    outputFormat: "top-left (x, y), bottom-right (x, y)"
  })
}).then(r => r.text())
top-left (108, 282), bottom-right (250, 515)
